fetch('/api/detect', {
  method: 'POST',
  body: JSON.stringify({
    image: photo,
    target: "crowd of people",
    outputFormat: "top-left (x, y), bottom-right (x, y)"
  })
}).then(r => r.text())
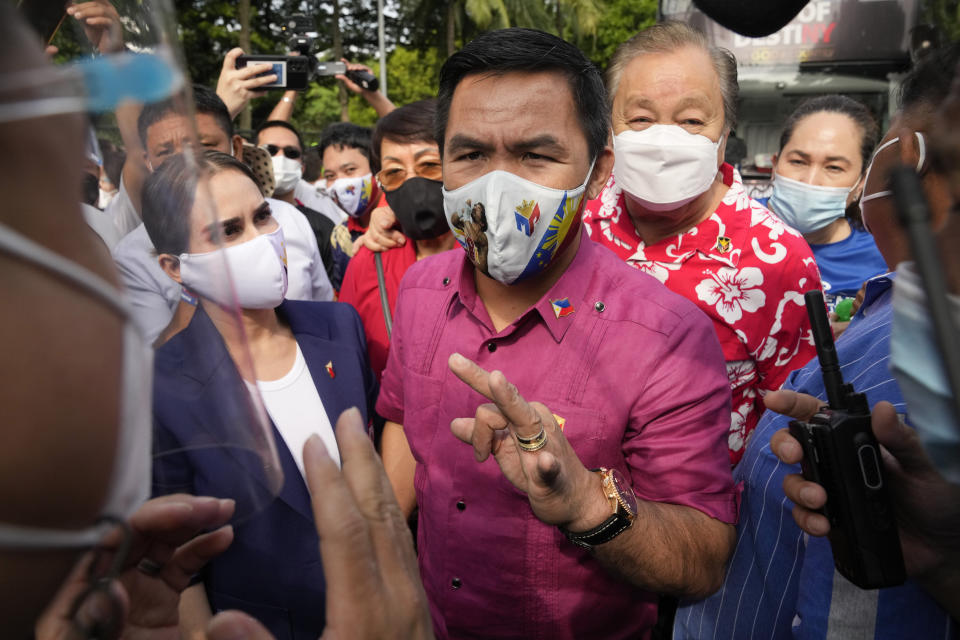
top-left (3, 1), bottom-right (960, 639)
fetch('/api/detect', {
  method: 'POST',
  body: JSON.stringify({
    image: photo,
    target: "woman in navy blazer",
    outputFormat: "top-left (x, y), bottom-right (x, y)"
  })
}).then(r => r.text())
top-left (142, 151), bottom-right (377, 640)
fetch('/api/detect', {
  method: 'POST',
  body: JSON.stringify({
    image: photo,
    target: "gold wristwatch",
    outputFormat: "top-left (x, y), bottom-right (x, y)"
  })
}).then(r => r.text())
top-left (561, 467), bottom-right (638, 550)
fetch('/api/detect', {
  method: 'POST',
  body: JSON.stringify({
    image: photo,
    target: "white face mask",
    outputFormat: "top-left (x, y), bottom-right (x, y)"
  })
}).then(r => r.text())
top-left (178, 227), bottom-right (289, 309)
top-left (443, 162), bottom-right (594, 284)
top-left (271, 155), bottom-right (302, 195)
top-left (613, 124), bottom-right (723, 212)
top-left (0, 223), bottom-right (152, 549)
top-left (330, 173), bottom-right (374, 217)
top-left (769, 173), bottom-right (852, 235)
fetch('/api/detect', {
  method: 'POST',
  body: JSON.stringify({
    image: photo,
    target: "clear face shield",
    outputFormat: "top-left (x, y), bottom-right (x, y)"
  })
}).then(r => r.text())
top-left (0, 3), bottom-right (283, 627)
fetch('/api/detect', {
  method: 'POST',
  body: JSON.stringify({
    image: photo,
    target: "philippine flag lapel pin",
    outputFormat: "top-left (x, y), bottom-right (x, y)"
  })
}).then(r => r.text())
top-left (551, 297), bottom-right (575, 319)
top-left (325, 361), bottom-right (335, 379)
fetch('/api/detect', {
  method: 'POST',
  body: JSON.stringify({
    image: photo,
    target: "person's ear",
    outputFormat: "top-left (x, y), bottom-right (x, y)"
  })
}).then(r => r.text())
top-left (232, 135), bottom-right (244, 160)
top-left (716, 128), bottom-right (730, 168)
top-left (158, 254), bottom-right (182, 284)
top-left (848, 173), bottom-right (866, 205)
top-left (586, 146), bottom-right (614, 200)
top-left (142, 150), bottom-right (154, 173)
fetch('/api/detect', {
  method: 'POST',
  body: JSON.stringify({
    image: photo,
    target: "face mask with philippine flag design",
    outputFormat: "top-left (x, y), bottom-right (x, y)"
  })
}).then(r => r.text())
top-left (442, 161), bottom-right (595, 284)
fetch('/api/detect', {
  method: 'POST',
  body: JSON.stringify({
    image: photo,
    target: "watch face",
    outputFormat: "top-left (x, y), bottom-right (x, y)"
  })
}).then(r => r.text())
top-left (610, 469), bottom-right (638, 515)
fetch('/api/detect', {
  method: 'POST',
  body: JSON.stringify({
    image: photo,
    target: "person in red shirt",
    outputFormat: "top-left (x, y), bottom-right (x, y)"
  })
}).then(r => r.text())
top-left (583, 22), bottom-right (823, 465)
top-left (339, 99), bottom-right (456, 379)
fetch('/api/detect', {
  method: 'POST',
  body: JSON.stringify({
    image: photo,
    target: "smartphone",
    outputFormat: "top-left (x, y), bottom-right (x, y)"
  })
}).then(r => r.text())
top-left (235, 54), bottom-right (310, 91)
top-left (788, 289), bottom-right (906, 589)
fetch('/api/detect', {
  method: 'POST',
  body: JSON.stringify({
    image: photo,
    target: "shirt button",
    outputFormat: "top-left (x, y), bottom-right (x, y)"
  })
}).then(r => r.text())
top-left (487, 342), bottom-right (497, 353)
top-left (594, 301), bottom-right (605, 312)
top-left (443, 277), bottom-right (450, 286)
top-left (451, 577), bottom-right (462, 589)
top-left (456, 500), bottom-right (466, 511)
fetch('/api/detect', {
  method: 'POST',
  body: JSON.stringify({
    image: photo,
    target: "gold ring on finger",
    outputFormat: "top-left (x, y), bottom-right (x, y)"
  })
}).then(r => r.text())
top-left (516, 425), bottom-right (548, 452)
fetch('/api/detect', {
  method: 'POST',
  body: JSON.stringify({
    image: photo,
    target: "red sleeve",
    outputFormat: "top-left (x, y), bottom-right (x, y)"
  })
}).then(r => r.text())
top-left (339, 248), bottom-right (392, 381)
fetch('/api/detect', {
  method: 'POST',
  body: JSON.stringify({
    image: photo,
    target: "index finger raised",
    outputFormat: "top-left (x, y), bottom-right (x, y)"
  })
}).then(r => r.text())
top-left (448, 353), bottom-right (493, 401)
top-left (487, 370), bottom-right (543, 438)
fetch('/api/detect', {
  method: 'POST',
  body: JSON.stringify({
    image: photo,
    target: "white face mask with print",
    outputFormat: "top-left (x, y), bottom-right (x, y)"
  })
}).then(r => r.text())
top-left (442, 161), bottom-right (594, 284)
top-left (178, 227), bottom-right (289, 309)
top-left (271, 155), bottom-right (302, 195)
top-left (330, 173), bottom-right (374, 217)
top-left (613, 125), bottom-right (723, 212)
top-left (0, 222), bottom-right (151, 550)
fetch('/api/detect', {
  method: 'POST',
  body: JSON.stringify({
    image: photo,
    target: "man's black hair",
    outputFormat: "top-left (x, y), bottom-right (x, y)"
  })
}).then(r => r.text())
top-left (255, 120), bottom-right (304, 152)
top-left (137, 84), bottom-right (233, 148)
top-left (899, 42), bottom-right (960, 112)
top-left (318, 123), bottom-right (374, 170)
top-left (302, 146), bottom-right (323, 183)
top-left (436, 28), bottom-right (609, 161)
top-left (372, 99), bottom-right (437, 170)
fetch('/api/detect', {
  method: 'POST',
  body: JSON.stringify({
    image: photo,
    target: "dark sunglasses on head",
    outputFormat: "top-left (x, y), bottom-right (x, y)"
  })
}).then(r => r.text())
top-left (262, 144), bottom-right (301, 160)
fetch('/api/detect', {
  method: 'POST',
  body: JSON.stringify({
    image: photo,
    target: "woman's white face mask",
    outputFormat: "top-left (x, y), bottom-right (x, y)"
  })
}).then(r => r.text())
top-left (178, 226), bottom-right (289, 310)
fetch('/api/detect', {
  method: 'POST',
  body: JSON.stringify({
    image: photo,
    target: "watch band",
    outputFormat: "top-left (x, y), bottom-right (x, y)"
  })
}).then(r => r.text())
top-left (561, 511), bottom-right (632, 550)
top-left (559, 467), bottom-right (636, 550)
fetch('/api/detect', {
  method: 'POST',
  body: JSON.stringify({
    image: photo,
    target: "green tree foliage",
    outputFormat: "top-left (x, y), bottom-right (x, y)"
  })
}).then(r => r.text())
top-left (588, 0), bottom-right (657, 67)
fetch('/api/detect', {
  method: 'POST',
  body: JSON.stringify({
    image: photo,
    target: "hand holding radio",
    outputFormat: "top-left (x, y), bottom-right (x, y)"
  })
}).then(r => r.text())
top-left (784, 289), bottom-right (906, 589)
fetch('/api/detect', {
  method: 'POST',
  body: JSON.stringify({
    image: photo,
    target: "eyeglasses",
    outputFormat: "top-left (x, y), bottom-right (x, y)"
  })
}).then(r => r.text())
top-left (261, 144), bottom-right (302, 160)
top-left (377, 159), bottom-right (443, 191)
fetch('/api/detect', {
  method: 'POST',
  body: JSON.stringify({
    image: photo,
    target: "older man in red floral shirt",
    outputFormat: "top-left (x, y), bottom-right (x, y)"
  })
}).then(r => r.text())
top-left (584, 22), bottom-right (822, 465)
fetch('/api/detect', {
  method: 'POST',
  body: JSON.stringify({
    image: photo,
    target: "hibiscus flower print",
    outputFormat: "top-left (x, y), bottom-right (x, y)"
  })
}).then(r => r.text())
top-left (725, 360), bottom-right (757, 391)
top-left (728, 401), bottom-right (752, 453)
top-left (628, 260), bottom-right (679, 284)
top-left (695, 267), bottom-right (767, 324)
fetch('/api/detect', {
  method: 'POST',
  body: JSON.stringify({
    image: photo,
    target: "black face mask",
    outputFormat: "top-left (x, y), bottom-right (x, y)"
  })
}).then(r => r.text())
top-left (384, 177), bottom-right (449, 240)
top-left (82, 172), bottom-right (100, 207)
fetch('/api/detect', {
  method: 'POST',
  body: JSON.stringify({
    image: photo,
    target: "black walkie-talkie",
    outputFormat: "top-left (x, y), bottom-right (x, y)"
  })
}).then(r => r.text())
top-left (788, 289), bottom-right (906, 589)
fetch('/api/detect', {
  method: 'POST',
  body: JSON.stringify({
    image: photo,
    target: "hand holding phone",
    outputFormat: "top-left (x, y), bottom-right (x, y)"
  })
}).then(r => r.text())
top-left (235, 54), bottom-right (310, 91)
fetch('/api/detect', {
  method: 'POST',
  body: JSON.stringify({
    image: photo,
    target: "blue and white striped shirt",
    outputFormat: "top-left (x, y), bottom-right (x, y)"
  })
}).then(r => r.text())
top-left (674, 275), bottom-right (957, 640)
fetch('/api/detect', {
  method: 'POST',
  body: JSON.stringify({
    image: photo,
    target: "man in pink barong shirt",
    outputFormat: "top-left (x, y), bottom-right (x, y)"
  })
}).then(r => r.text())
top-left (377, 29), bottom-right (739, 640)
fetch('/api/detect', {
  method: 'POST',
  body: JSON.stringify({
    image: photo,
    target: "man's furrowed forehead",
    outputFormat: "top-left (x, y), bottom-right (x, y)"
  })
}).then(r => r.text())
top-left (147, 113), bottom-right (227, 146)
top-left (446, 70), bottom-right (584, 155)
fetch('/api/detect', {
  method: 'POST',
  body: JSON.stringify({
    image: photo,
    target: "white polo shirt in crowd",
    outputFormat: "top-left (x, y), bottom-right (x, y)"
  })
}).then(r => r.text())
top-left (112, 197), bottom-right (334, 343)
